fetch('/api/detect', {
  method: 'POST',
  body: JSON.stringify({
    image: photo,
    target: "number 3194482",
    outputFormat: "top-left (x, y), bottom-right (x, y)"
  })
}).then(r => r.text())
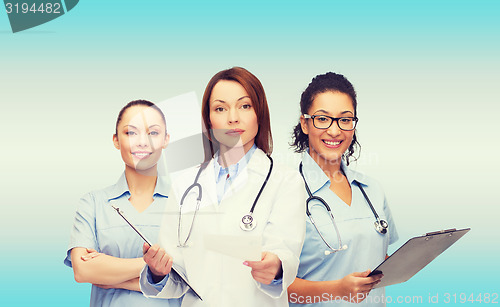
top-left (5, 2), bottom-right (62, 14)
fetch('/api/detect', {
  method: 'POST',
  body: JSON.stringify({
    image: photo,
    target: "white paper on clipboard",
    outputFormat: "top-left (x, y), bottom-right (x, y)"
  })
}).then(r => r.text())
top-left (204, 234), bottom-right (262, 261)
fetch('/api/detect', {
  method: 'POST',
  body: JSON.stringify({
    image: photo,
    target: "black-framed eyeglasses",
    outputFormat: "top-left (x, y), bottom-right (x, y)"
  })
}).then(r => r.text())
top-left (303, 114), bottom-right (358, 131)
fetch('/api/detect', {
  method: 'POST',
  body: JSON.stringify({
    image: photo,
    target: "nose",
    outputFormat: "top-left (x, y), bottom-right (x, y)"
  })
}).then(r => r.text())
top-left (137, 132), bottom-right (151, 148)
top-left (227, 108), bottom-right (240, 124)
top-left (326, 120), bottom-right (341, 137)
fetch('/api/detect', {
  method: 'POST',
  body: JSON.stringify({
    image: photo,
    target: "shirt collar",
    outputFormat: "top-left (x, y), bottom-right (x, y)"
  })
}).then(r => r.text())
top-left (301, 151), bottom-right (330, 195)
top-left (301, 150), bottom-right (368, 194)
top-left (108, 173), bottom-right (129, 201)
top-left (153, 175), bottom-right (170, 197)
top-left (214, 144), bottom-right (257, 183)
top-left (340, 160), bottom-right (369, 187)
top-left (107, 172), bottom-right (169, 201)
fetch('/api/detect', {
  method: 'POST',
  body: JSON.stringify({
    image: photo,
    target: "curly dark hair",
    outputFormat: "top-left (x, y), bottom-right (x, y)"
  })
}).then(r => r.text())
top-left (290, 72), bottom-right (361, 165)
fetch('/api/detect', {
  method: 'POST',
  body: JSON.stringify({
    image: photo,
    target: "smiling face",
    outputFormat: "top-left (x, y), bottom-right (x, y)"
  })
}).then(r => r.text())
top-left (300, 91), bottom-right (355, 167)
top-left (208, 80), bottom-right (259, 154)
top-left (113, 105), bottom-right (169, 174)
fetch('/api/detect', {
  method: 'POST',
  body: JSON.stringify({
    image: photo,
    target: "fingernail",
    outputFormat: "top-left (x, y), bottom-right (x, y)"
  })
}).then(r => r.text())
top-left (243, 261), bottom-right (249, 266)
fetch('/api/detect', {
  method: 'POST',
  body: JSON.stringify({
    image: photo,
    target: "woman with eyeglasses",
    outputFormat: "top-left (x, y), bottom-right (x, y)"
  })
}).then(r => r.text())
top-left (287, 72), bottom-right (398, 306)
top-left (139, 67), bottom-right (306, 307)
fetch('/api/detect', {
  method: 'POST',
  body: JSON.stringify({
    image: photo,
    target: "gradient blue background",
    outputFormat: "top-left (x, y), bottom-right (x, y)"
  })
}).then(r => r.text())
top-left (1, 1), bottom-right (499, 306)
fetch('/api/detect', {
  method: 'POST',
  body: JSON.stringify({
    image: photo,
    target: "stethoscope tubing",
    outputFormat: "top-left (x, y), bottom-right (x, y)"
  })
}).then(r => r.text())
top-left (177, 162), bottom-right (209, 247)
top-left (178, 154), bottom-right (274, 246)
top-left (299, 161), bottom-right (388, 253)
top-left (249, 155), bottom-right (273, 214)
top-left (357, 183), bottom-right (380, 220)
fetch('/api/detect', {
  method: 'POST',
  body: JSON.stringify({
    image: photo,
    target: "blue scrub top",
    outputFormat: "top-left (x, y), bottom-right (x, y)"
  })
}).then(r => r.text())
top-left (290, 152), bottom-right (398, 307)
top-left (64, 173), bottom-right (180, 307)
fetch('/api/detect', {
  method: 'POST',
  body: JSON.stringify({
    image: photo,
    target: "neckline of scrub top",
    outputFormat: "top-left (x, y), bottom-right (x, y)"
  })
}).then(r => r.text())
top-left (301, 150), bottom-right (369, 196)
top-left (107, 172), bottom-right (169, 201)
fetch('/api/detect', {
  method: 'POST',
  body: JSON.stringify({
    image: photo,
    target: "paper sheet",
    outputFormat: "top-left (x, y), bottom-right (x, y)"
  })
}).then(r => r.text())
top-left (204, 234), bottom-right (262, 261)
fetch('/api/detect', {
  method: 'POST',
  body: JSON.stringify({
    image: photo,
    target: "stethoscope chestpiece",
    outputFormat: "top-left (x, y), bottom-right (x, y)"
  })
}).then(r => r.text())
top-left (374, 219), bottom-right (388, 234)
top-left (240, 214), bottom-right (257, 231)
top-left (324, 244), bottom-right (349, 255)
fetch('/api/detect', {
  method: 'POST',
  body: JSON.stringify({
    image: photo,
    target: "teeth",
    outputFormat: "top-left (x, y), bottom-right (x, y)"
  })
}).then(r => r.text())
top-left (324, 140), bottom-right (341, 146)
top-left (133, 153), bottom-right (151, 158)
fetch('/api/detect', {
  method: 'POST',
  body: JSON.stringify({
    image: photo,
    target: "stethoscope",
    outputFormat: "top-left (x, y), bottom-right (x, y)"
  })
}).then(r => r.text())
top-left (299, 162), bottom-right (388, 255)
top-left (177, 155), bottom-right (274, 247)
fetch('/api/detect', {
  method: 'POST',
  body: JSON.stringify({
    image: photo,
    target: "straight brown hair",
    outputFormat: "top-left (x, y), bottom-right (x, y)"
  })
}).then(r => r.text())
top-left (201, 67), bottom-right (273, 161)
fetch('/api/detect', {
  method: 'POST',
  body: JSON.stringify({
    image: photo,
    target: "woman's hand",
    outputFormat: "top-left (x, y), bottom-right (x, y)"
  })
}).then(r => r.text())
top-left (142, 243), bottom-right (173, 283)
top-left (71, 247), bottom-right (145, 285)
top-left (80, 248), bottom-right (101, 261)
top-left (338, 270), bottom-right (383, 303)
top-left (244, 251), bottom-right (282, 285)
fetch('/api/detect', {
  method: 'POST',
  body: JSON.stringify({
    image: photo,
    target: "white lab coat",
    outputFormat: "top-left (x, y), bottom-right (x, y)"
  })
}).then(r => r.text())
top-left (140, 148), bottom-right (306, 307)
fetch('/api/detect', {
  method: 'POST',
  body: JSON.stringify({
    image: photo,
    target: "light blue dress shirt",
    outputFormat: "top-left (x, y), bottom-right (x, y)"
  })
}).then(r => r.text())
top-left (290, 152), bottom-right (398, 307)
top-left (214, 144), bottom-right (257, 203)
top-left (64, 173), bottom-right (180, 307)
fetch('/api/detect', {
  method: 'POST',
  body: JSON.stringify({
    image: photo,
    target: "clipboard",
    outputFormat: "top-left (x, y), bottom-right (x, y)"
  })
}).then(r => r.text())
top-left (111, 205), bottom-right (203, 300)
top-left (369, 228), bottom-right (470, 288)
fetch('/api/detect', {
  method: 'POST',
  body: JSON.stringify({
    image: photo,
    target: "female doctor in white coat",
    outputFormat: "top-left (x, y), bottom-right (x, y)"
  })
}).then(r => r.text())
top-left (287, 72), bottom-right (398, 306)
top-left (139, 67), bottom-right (306, 307)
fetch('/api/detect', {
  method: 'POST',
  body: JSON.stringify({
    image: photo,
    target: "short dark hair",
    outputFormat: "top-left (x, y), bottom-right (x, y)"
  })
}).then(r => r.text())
top-left (115, 99), bottom-right (166, 136)
top-left (290, 72), bottom-right (360, 165)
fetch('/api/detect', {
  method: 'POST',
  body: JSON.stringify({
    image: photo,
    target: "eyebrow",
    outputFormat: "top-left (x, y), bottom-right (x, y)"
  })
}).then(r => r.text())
top-left (124, 124), bottom-right (162, 129)
top-left (212, 96), bottom-right (251, 103)
top-left (314, 109), bottom-right (354, 116)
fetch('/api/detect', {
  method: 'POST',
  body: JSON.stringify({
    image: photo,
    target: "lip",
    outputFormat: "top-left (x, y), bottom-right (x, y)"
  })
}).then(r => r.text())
top-left (132, 151), bottom-right (153, 159)
top-left (322, 139), bottom-right (343, 149)
top-left (225, 129), bottom-right (245, 136)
